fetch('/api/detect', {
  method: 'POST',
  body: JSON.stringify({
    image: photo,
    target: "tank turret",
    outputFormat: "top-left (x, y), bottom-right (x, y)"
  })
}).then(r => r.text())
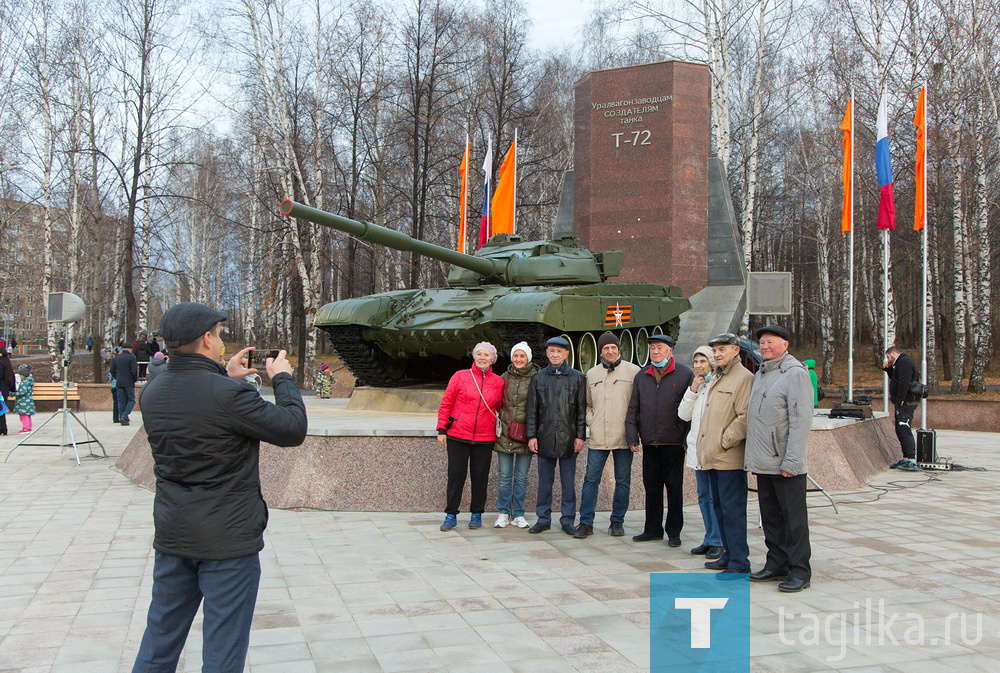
top-left (280, 199), bottom-right (688, 387)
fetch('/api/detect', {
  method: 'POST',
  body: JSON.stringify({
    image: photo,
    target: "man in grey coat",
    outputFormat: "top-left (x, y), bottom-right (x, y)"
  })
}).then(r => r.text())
top-left (744, 325), bottom-right (814, 593)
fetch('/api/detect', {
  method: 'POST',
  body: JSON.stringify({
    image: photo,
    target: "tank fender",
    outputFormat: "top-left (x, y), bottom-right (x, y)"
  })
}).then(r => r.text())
top-left (314, 291), bottom-right (421, 327)
top-left (490, 291), bottom-right (564, 328)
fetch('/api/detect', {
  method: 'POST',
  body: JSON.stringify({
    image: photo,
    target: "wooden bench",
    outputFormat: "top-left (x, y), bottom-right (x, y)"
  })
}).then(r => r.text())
top-left (32, 382), bottom-right (82, 410)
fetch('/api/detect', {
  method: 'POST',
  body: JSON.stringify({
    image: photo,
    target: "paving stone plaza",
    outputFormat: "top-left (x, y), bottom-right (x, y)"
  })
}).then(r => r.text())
top-left (2, 414), bottom-right (999, 672)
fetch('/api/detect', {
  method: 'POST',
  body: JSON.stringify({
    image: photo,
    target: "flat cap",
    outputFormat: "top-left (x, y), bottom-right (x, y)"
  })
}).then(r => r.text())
top-left (160, 302), bottom-right (228, 348)
top-left (708, 332), bottom-right (740, 347)
top-left (755, 324), bottom-right (790, 341)
top-left (545, 336), bottom-right (571, 350)
top-left (648, 334), bottom-right (675, 347)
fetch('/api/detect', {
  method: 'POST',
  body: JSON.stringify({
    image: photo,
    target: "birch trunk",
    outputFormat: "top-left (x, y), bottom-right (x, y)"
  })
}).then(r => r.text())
top-left (704, 0), bottom-right (731, 169)
top-left (739, 0), bottom-right (767, 333)
top-left (948, 127), bottom-right (966, 392)
top-left (969, 100), bottom-right (992, 392)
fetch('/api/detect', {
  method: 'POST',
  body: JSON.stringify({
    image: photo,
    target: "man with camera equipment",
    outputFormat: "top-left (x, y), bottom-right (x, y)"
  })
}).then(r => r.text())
top-left (131, 302), bottom-right (308, 673)
top-left (883, 346), bottom-right (920, 472)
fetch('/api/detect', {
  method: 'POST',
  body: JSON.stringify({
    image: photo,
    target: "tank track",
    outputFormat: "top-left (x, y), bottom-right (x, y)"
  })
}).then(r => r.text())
top-left (500, 322), bottom-right (552, 370)
top-left (322, 325), bottom-right (405, 387)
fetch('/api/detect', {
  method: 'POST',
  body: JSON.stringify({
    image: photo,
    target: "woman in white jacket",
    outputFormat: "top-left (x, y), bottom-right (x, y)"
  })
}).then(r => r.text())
top-left (677, 345), bottom-right (723, 559)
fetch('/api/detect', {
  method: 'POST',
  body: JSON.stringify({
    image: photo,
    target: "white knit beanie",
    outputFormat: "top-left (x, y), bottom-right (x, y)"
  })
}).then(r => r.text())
top-left (510, 341), bottom-right (532, 362)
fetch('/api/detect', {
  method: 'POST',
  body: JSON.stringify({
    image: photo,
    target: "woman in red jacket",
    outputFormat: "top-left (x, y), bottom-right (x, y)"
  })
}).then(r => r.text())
top-left (437, 342), bottom-right (504, 531)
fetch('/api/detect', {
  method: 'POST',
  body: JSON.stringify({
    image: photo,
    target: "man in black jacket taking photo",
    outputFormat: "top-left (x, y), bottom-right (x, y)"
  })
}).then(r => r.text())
top-left (131, 303), bottom-right (308, 673)
top-left (883, 346), bottom-right (920, 472)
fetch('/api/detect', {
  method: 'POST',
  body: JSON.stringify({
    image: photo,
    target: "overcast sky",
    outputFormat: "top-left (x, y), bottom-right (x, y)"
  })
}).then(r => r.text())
top-left (524, 0), bottom-right (593, 52)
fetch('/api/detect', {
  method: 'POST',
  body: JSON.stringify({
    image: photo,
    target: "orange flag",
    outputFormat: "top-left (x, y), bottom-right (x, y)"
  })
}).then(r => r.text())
top-left (491, 137), bottom-right (516, 236)
top-left (913, 88), bottom-right (926, 231)
top-left (840, 99), bottom-right (853, 234)
top-left (458, 137), bottom-right (469, 253)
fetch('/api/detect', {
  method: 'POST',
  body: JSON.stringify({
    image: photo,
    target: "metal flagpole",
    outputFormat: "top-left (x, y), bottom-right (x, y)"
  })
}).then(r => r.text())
top-left (920, 85), bottom-right (928, 429)
top-left (848, 89), bottom-right (855, 403)
top-left (847, 92), bottom-right (854, 402)
top-left (512, 128), bottom-right (518, 235)
top-left (883, 227), bottom-right (890, 414)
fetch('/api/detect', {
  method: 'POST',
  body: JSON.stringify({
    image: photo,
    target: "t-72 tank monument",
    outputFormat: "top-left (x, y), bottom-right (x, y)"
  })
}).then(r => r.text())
top-left (281, 199), bottom-right (691, 387)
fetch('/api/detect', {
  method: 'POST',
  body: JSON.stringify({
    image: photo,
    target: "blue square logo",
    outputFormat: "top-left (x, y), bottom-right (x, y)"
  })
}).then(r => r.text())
top-left (650, 573), bottom-right (752, 672)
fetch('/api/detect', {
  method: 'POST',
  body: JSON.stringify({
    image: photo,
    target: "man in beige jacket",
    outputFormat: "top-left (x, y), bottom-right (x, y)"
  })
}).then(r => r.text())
top-left (576, 331), bottom-right (641, 538)
top-left (698, 333), bottom-right (755, 578)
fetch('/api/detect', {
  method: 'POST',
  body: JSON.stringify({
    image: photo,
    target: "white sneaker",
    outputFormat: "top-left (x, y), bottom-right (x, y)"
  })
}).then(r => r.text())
top-left (512, 516), bottom-right (530, 529)
top-left (494, 514), bottom-right (510, 528)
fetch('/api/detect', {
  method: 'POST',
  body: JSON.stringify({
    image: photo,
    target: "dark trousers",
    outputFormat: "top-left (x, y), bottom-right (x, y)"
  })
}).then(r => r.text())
top-left (894, 404), bottom-right (916, 460)
top-left (756, 473), bottom-right (811, 581)
top-left (0, 390), bottom-right (8, 434)
top-left (641, 444), bottom-right (685, 538)
top-left (445, 437), bottom-right (492, 515)
top-left (132, 551), bottom-right (261, 673)
top-left (708, 469), bottom-right (750, 570)
top-left (112, 388), bottom-right (120, 422)
top-left (116, 386), bottom-right (136, 421)
top-left (536, 454), bottom-right (577, 526)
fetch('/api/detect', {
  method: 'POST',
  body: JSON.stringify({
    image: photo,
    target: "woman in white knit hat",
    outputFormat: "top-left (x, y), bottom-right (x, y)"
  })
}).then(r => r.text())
top-left (492, 341), bottom-right (539, 528)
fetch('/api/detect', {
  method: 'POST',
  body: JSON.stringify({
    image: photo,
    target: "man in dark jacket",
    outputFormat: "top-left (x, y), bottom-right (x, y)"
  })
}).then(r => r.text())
top-left (131, 302), bottom-right (307, 673)
top-left (525, 336), bottom-right (587, 535)
top-left (883, 346), bottom-right (920, 471)
top-left (110, 343), bottom-right (138, 425)
top-left (626, 334), bottom-right (693, 545)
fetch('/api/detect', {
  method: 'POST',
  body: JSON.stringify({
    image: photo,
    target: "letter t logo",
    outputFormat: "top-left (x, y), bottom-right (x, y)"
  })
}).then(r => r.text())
top-left (675, 597), bottom-right (729, 648)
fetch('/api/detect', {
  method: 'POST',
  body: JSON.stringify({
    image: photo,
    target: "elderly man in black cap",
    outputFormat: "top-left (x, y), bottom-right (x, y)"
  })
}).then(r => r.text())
top-left (110, 342), bottom-right (138, 425)
top-left (525, 335), bottom-right (587, 534)
top-left (131, 302), bottom-right (308, 673)
top-left (626, 333), bottom-right (693, 545)
top-left (745, 324), bottom-right (814, 592)
top-left (576, 331), bottom-right (641, 538)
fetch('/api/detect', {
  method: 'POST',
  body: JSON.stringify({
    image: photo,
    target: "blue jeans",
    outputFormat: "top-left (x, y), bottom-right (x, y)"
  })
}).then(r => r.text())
top-left (116, 386), bottom-right (136, 421)
top-left (132, 551), bottom-right (261, 673)
top-left (708, 469), bottom-right (750, 571)
top-left (496, 452), bottom-right (533, 517)
top-left (695, 469), bottom-right (722, 546)
top-left (579, 448), bottom-right (633, 525)
top-left (536, 454), bottom-right (577, 527)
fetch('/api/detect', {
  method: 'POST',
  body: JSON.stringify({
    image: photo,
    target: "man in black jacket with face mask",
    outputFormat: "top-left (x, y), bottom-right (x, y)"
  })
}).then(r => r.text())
top-left (131, 303), bottom-right (307, 673)
top-left (525, 336), bottom-right (587, 535)
top-left (883, 346), bottom-right (920, 472)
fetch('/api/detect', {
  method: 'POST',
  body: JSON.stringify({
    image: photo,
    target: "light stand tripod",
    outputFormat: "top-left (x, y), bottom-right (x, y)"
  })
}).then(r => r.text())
top-left (4, 324), bottom-right (106, 466)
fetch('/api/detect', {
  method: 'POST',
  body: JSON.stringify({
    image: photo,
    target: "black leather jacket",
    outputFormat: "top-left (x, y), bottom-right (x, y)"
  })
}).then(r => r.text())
top-left (139, 352), bottom-right (307, 560)
top-left (525, 362), bottom-right (587, 458)
top-left (625, 359), bottom-right (693, 447)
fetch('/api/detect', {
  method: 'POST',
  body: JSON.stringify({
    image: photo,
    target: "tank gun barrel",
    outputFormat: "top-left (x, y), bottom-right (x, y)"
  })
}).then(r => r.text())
top-left (280, 200), bottom-right (502, 279)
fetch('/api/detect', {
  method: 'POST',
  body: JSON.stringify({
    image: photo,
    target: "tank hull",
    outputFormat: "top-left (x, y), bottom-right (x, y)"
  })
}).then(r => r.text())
top-left (316, 283), bottom-right (690, 386)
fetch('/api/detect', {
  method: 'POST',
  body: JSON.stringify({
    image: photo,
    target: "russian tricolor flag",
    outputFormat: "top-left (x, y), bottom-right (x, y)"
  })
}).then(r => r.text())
top-left (478, 136), bottom-right (493, 249)
top-left (875, 93), bottom-right (896, 230)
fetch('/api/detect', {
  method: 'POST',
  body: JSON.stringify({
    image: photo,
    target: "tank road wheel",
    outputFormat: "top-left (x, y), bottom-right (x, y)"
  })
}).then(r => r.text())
top-left (577, 332), bottom-right (598, 372)
top-left (635, 328), bottom-right (649, 366)
top-left (559, 333), bottom-right (575, 371)
top-left (652, 324), bottom-right (664, 336)
top-left (618, 329), bottom-right (634, 364)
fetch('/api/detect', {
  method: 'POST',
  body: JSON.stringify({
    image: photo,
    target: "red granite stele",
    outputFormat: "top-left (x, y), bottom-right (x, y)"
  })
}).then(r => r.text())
top-left (575, 61), bottom-right (711, 298)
